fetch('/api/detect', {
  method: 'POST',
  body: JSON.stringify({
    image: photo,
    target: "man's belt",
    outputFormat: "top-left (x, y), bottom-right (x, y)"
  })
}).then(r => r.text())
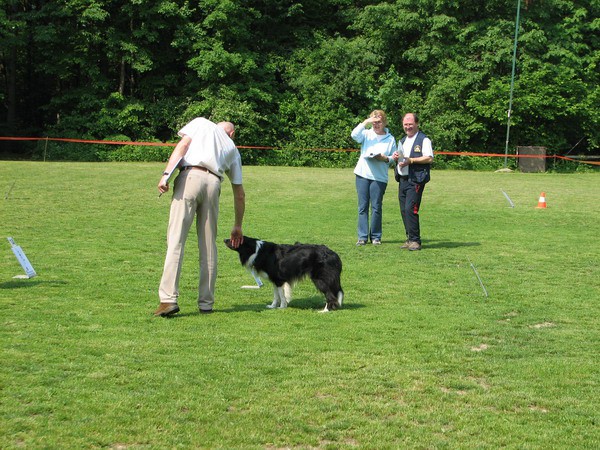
top-left (180, 166), bottom-right (219, 178)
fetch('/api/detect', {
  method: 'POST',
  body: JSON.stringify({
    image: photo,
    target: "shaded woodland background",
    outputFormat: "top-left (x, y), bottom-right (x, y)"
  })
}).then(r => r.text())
top-left (1, 0), bottom-right (598, 160)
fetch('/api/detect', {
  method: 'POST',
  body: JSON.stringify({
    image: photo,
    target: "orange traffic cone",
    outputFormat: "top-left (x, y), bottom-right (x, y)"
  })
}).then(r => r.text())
top-left (536, 192), bottom-right (547, 209)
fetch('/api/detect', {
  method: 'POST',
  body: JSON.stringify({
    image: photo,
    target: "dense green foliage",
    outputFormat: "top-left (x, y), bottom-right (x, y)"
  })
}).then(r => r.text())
top-left (1, 0), bottom-right (598, 160)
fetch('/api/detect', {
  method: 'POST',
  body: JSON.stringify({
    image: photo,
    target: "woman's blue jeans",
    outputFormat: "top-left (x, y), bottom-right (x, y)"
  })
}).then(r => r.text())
top-left (356, 175), bottom-right (387, 241)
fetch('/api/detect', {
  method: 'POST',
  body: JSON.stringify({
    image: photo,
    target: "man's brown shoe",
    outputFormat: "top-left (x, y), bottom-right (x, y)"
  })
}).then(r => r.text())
top-left (408, 241), bottom-right (422, 251)
top-left (400, 240), bottom-right (410, 249)
top-left (154, 303), bottom-right (180, 317)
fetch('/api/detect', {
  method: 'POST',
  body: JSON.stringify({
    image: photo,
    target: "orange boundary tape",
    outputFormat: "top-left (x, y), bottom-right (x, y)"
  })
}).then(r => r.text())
top-left (1, 136), bottom-right (599, 165)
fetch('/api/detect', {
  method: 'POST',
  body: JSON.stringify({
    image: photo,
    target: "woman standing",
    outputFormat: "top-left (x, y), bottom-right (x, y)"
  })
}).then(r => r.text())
top-left (351, 110), bottom-right (397, 245)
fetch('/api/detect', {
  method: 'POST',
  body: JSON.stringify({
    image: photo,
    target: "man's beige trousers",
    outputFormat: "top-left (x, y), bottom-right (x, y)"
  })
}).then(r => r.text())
top-left (159, 169), bottom-right (221, 311)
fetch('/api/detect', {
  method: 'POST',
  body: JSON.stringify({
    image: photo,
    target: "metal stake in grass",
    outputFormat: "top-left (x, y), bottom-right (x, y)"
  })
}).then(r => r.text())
top-left (5, 181), bottom-right (16, 200)
top-left (468, 257), bottom-right (488, 298)
top-left (501, 189), bottom-right (515, 208)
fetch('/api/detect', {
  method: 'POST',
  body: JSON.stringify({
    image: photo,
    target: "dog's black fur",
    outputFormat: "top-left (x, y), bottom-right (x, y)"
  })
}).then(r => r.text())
top-left (224, 236), bottom-right (344, 312)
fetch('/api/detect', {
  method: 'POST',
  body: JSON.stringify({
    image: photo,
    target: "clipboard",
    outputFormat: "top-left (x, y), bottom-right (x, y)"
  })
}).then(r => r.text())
top-left (158, 157), bottom-right (182, 197)
top-left (163, 157), bottom-right (182, 183)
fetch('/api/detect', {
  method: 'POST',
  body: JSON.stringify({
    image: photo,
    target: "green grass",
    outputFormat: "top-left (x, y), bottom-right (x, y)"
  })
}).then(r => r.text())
top-left (1, 161), bottom-right (599, 449)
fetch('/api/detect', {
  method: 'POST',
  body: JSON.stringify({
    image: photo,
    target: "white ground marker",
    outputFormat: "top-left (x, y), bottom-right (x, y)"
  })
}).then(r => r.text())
top-left (501, 189), bottom-right (515, 208)
top-left (241, 269), bottom-right (263, 289)
top-left (468, 257), bottom-right (488, 298)
top-left (7, 237), bottom-right (37, 279)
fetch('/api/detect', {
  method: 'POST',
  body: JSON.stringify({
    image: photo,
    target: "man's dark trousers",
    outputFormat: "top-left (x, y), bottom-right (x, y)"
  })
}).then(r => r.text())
top-left (399, 177), bottom-right (426, 244)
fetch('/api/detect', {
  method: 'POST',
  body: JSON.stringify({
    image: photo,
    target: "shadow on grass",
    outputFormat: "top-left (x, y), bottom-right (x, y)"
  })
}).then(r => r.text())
top-left (0, 280), bottom-right (67, 289)
top-left (385, 239), bottom-right (481, 248)
top-left (164, 296), bottom-right (364, 317)
top-left (287, 296), bottom-right (364, 311)
top-left (159, 303), bottom-right (265, 318)
top-left (377, 239), bottom-right (481, 249)
top-left (424, 240), bottom-right (481, 249)
top-left (228, 296), bottom-right (364, 312)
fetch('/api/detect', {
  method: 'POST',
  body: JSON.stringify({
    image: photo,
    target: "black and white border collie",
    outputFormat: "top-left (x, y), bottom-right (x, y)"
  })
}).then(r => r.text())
top-left (224, 236), bottom-right (344, 312)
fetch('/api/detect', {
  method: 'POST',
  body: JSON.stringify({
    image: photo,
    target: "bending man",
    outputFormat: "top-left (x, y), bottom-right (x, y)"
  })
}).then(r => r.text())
top-left (155, 118), bottom-right (245, 316)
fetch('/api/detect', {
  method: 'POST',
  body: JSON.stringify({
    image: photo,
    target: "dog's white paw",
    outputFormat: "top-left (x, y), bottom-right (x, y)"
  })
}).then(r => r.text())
top-left (266, 303), bottom-right (277, 309)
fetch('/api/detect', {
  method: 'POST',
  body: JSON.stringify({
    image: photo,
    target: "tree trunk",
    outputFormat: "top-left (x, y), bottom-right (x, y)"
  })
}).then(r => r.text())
top-left (119, 57), bottom-right (126, 95)
top-left (7, 44), bottom-right (17, 130)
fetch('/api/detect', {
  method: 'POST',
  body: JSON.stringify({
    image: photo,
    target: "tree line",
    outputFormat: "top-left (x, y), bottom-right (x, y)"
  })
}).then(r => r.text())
top-left (1, 0), bottom-right (598, 160)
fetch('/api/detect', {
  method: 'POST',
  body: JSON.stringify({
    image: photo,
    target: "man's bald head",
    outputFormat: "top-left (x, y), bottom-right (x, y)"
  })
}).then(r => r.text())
top-left (217, 121), bottom-right (235, 139)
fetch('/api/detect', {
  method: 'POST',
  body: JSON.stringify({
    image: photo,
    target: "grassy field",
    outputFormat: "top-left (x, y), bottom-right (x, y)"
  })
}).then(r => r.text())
top-left (1, 161), bottom-right (599, 449)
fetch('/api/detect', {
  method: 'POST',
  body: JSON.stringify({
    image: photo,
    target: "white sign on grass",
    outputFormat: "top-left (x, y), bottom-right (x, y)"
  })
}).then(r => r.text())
top-left (7, 237), bottom-right (37, 279)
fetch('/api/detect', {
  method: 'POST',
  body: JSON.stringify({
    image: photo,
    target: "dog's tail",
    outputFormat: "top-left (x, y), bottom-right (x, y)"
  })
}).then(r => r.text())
top-left (337, 290), bottom-right (344, 307)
